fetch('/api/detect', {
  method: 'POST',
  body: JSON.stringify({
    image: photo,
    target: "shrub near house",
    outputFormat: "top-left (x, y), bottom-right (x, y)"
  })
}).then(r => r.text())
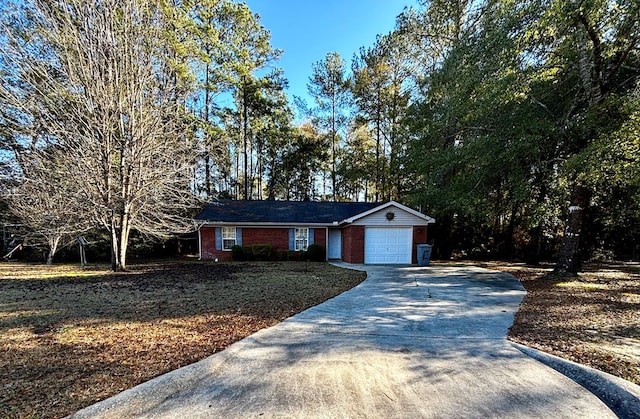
top-left (230, 244), bottom-right (324, 262)
top-left (306, 244), bottom-right (325, 262)
top-left (231, 245), bottom-right (274, 261)
top-left (194, 200), bottom-right (434, 264)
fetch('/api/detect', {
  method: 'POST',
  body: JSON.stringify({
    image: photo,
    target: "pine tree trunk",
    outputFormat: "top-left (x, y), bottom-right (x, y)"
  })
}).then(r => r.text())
top-left (205, 155), bottom-right (211, 197)
top-left (242, 79), bottom-right (249, 200)
top-left (555, 186), bottom-right (591, 275)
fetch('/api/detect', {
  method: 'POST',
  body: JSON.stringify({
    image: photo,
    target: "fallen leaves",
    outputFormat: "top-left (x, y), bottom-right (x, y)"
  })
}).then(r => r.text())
top-left (484, 261), bottom-right (640, 385)
top-left (0, 260), bottom-right (366, 418)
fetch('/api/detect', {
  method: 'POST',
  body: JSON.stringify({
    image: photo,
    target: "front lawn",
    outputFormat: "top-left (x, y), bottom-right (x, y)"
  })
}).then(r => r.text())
top-left (0, 261), bottom-right (366, 418)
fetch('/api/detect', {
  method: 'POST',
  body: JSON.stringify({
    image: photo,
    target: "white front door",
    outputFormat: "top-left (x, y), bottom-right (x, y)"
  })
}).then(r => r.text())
top-left (364, 227), bottom-right (412, 264)
top-left (328, 229), bottom-right (342, 259)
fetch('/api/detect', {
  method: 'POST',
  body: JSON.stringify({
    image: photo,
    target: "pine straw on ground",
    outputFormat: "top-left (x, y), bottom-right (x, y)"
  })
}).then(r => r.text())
top-left (479, 261), bottom-right (640, 385)
top-left (0, 261), bottom-right (366, 419)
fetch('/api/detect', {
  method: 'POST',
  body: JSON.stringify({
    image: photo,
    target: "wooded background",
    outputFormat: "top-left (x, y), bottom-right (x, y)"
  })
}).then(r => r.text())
top-left (1, 0), bottom-right (638, 272)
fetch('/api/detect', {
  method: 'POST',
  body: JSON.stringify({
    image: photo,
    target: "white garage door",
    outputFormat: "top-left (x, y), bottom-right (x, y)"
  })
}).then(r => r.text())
top-left (364, 227), bottom-right (412, 264)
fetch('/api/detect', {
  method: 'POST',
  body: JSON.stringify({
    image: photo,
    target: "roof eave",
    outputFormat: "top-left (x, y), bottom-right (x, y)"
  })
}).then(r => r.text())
top-left (343, 200), bottom-right (435, 224)
top-left (193, 221), bottom-right (339, 227)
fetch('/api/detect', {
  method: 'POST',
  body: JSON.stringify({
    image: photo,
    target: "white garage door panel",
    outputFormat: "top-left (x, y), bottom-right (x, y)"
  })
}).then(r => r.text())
top-left (365, 227), bottom-right (412, 264)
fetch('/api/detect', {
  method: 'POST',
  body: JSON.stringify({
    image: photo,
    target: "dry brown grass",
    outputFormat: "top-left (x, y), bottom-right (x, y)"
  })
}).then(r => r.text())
top-left (5, 258), bottom-right (638, 418)
top-left (478, 261), bottom-right (640, 385)
top-left (0, 260), bottom-right (366, 418)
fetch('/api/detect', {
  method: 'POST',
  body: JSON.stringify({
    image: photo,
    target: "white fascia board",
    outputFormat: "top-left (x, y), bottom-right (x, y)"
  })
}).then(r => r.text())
top-left (195, 221), bottom-right (337, 228)
top-left (192, 219), bottom-right (207, 231)
top-left (343, 201), bottom-right (435, 224)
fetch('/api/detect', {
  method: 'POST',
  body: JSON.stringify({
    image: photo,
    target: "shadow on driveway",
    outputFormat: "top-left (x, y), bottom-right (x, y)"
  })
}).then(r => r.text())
top-left (72, 264), bottom-right (618, 418)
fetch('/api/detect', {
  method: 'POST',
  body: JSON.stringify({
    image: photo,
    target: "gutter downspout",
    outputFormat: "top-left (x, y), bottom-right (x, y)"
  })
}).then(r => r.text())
top-left (193, 220), bottom-right (206, 261)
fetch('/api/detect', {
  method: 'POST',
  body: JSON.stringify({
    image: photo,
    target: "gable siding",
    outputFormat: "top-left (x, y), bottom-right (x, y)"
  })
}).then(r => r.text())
top-left (351, 205), bottom-right (428, 226)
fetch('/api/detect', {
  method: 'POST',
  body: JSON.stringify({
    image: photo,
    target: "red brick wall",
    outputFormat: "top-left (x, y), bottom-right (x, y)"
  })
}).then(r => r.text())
top-left (199, 227), bottom-right (328, 261)
top-left (199, 227), bottom-right (233, 261)
top-left (313, 228), bottom-right (326, 250)
top-left (342, 225), bottom-right (365, 264)
top-left (242, 228), bottom-right (289, 252)
top-left (412, 225), bottom-right (428, 264)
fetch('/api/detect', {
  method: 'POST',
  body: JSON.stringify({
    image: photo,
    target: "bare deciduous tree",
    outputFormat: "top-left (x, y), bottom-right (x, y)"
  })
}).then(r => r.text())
top-left (1, 0), bottom-right (199, 270)
top-left (9, 149), bottom-right (91, 264)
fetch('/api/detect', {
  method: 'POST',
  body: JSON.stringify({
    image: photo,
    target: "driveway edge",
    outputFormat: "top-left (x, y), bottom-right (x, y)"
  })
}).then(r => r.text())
top-left (512, 342), bottom-right (640, 419)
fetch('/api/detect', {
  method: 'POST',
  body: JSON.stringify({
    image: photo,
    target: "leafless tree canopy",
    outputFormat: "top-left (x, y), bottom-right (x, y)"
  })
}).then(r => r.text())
top-left (2, 0), bottom-right (200, 270)
top-left (8, 148), bottom-right (92, 264)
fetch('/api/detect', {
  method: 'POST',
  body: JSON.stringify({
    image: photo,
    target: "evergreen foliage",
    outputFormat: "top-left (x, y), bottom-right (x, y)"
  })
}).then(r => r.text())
top-left (306, 244), bottom-right (325, 262)
top-left (1, 0), bottom-right (638, 270)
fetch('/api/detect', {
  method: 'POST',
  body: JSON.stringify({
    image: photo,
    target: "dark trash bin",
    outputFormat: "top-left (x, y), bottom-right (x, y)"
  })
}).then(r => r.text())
top-left (417, 244), bottom-right (432, 266)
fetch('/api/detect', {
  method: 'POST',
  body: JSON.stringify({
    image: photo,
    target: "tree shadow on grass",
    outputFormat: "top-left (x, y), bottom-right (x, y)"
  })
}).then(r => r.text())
top-left (71, 301), bottom-right (613, 418)
top-left (0, 260), bottom-right (366, 418)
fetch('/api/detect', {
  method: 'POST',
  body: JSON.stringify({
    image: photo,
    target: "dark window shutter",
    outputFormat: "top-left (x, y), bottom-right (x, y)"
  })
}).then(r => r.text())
top-left (289, 228), bottom-right (295, 251)
top-left (215, 227), bottom-right (222, 250)
top-left (235, 227), bottom-right (242, 246)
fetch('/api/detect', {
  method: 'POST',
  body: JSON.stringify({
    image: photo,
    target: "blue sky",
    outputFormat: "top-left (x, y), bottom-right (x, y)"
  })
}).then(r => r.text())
top-left (242, 0), bottom-right (419, 109)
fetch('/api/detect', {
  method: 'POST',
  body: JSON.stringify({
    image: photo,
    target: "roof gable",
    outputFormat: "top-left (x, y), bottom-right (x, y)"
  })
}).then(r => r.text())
top-left (345, 201), bottom-right (435, 224)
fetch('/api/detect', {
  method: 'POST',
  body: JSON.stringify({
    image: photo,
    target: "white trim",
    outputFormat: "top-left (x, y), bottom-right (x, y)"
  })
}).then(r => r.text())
top-left (193, 220), bottom-right (205, 260)
top-left (294, 227), bottom-right (309, 251)
top-left (343, 201), bottom-right (435, 224)
top-left (221, 226), bottom-right (236, 251)
top-left (325, 227), bottom-right (329, 261)
top-left (194, 221), bottom-right (333, 227)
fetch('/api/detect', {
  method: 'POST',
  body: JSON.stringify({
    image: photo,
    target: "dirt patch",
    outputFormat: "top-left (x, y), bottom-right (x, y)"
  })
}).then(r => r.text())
top-left (479, 261), bottom-right (640, 385)
top-left (0, 261), bottom-right (366, 418)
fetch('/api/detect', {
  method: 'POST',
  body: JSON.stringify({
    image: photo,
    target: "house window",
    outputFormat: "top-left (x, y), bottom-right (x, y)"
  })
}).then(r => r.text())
top-left (295, 228), bottom-right (309, 251)
top-left (222, 227), bottom-right (236, 250)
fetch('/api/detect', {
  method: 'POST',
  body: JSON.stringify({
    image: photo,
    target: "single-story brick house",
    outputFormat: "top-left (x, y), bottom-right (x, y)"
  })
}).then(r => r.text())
top-left (194, 200), bottom-right (435, 264)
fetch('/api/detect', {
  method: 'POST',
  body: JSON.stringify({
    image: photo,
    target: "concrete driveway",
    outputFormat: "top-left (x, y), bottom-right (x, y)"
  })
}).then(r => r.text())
top-left (73, 264), bottom-right (624, 418)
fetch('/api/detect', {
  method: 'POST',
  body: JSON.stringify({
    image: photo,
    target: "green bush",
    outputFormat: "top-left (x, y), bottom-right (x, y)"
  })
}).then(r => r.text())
top-left (233, 246), bottom-right (319, 262)
top-left (306, 244), bottom-right (325, 262)
top-left (251, 244), bottom-right (272, 261)
top-left (287, 250), bottom-right (304, 261)
top-left (242, 246), bottom-right (254, 260)
top-left (231, 245), bottom-right (244, 261)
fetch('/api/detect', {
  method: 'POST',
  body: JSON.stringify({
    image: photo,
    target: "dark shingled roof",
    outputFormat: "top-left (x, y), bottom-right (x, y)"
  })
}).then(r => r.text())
top-left (194, 200), bottom-right (384, 224)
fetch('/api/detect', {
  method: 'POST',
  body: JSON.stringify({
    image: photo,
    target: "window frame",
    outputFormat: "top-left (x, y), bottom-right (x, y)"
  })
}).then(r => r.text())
top-left (294, 227), bottom-right (309, 251)
top-left (221, 226), bottom-right (236, 251)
